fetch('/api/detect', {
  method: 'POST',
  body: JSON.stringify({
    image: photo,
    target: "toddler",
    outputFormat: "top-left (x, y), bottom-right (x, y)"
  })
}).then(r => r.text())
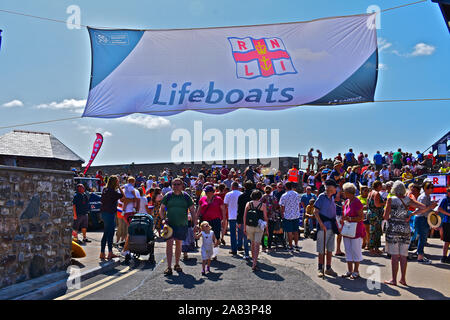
top-left (195, 221), bottom-right (216, 275)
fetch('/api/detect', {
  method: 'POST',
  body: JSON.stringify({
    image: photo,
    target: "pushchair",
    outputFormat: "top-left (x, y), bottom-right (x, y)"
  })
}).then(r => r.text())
top-left (126, 213), bottom-right (155, 264)
top-left (272, 216), bottom-right (287, 249)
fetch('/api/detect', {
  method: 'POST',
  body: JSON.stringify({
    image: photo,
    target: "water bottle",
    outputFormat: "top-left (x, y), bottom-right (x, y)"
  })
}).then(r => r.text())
top-left (263, 234), bottom-right (268, 247)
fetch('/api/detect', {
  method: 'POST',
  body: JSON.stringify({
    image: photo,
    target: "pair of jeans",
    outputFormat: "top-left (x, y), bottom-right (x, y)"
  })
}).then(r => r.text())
top-left (415, 216), bottom-right (429, 255)
top-left (237, 223), bottom-right (249, 256)
top-left (101, 212), bottom-right (116, 253)
top-left (229, 220), bottom-right (238, 252)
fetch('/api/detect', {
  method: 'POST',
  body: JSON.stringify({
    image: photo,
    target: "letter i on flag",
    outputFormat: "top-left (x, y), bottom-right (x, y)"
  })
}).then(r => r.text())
top-left (83, 133), bottom-right (104, 175)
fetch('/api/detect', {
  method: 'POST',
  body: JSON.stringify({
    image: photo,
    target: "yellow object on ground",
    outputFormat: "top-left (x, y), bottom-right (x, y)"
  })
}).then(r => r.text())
top-left (71, 240), bottom-right (86, 258)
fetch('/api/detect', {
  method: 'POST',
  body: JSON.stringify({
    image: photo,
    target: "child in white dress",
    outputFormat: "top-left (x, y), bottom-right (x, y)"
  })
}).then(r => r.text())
top-left (195, 221), bottom-right (216, 275)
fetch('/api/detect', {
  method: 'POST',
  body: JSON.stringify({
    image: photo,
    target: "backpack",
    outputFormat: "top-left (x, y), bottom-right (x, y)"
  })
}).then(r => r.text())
top-left (246, 202), bottom-right (263, 227)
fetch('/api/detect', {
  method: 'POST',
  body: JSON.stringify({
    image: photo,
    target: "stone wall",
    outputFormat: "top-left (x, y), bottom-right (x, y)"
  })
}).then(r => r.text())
top-left (0, 165), bottom-right (74, 289)
top-left (86, 157), bottom-right (301, 178)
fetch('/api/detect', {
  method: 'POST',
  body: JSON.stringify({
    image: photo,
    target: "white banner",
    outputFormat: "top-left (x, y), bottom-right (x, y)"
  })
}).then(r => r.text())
top-left (83, 14), bottom-right (378, 118)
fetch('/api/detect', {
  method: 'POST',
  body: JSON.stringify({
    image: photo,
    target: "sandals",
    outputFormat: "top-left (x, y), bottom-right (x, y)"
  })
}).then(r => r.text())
top-left (350, 272), bottom-right (360, 279)
top-left (384, 280), bottom-right (397, 286)
top-left (341, 271), bottom-right (352, 278)
top-left (164, 267), bottom-right (173, 276)
top-left (107, 253), bottom-right (118, 260)
top-left (174, 264), bottom-right (183, 273)
top-left (99, 253), bottom-right (106, 260)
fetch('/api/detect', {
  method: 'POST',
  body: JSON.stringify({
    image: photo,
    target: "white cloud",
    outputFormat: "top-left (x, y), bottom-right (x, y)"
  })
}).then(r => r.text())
top-left (378, 38), bottom-right (392, 52)
top-left (410, 43), bottom-right (435, 57)
top-left (35, 99), bottom-right (86, 113)
top-left (96, 129), bottom-right (113, 137)
top-left (2, 100), bottom-right (24, 108)
top-left (118, 114), bottom-right (171, 130)
top-left (74, 123), bottom-right (114, 137)
top-left (389, 43), bottom-right (436, 58)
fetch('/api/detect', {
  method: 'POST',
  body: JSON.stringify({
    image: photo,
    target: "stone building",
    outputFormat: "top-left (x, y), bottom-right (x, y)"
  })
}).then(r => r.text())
top-left (0, 130), bottom-right (84, 171)
top-left (0, 130), bottom-right (82, 294)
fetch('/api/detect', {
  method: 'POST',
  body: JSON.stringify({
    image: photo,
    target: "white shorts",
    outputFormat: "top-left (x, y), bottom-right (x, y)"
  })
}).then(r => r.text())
top-left (316, 229), bottom-right (335, 253)
top-left (386, 242), bottom-right (409, 256)
top-left (343, 237), bottom-right (363, 262)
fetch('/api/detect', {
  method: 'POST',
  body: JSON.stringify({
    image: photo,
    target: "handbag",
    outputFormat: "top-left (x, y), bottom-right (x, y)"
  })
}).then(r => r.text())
top-left (340, 221), bottom-right (357, 238)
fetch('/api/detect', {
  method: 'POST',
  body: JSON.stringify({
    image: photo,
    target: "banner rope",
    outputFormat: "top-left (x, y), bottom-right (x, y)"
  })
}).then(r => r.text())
top-left (0, 0), bottom-right (430, 29)
top-left (0, 98), bottom-right (449, 130)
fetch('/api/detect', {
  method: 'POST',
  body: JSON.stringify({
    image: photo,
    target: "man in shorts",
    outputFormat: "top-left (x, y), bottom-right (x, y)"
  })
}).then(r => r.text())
top-left (73, 184), bottom-right (91, 243)
top-left (437, 187), bottom-right (450, 263)
top-left (160, 178), bottom-right (197, 276)
top-left (279, 182), bottom-right (301, 252)
top-left (314, 179), bottom-right (339, 277)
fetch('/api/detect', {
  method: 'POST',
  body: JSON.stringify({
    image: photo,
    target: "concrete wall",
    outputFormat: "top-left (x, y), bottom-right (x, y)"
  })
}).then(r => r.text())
top-left (0, 165), bottom-right (74, 289)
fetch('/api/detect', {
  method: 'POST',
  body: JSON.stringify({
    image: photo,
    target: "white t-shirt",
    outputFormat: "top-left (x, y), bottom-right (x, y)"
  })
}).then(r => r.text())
top-left (381, 169), bottom-right (390, 181)
top-left (137, 196), bottom-right (148, 214)
top-left (367, 171), bottom-right (375, 187)
top-left (146, 179), bottom-right (154, 190)
top-left (124, 189), bottom-right (139, 213)
top-left (224, 190), bottom-right (242, 220)
top-left (279, 190), bottom-right (301, 220)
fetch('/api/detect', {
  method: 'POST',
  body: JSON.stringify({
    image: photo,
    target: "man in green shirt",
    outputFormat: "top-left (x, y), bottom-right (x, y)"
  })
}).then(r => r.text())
top-left (393, 148), bottom-right (403, 170)
top-left (160, 178), bottom-right (197, 276)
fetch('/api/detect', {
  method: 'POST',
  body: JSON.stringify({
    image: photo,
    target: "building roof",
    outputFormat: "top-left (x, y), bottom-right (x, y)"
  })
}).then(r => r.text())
top-left (0, 130), bottom-right (84, 163)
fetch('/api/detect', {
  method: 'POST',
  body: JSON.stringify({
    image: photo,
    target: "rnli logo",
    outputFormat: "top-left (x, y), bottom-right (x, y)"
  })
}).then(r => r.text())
top-left (228, 37), bottom-right (297, 79)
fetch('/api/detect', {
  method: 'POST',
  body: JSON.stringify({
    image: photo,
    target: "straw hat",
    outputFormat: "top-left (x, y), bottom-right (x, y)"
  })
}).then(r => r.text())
top-left (161, 224), bottom-right (173, 240)
top-left (427, 212), bottom-right (442, 229)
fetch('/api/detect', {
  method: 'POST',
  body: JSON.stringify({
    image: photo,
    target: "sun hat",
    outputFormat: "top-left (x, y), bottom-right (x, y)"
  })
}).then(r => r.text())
top-left (427, 212), bottom-right (442, 229)
top-left (333, 160), bottom-right (343, 167)
top-left (161, 224), bottom-right (173, 240)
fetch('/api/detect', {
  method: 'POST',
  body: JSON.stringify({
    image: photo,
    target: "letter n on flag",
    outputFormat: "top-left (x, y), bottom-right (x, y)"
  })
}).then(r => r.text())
top-left (83, 133), bottom-right (104, 175)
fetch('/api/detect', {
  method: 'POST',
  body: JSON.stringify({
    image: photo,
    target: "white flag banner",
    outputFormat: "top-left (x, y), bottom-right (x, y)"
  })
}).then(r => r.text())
top-left (83, 13), bottom-right (378, 118)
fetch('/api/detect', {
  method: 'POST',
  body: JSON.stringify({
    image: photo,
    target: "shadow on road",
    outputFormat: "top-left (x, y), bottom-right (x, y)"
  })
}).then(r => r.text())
top-left (326, 277), bottom-right (401, 297)
top-left (401, 285), bottom-right (450, 300)
top-left (165, 273), bottom-right (206, 289)
top-left (211, 259), bottom-right (236, 271)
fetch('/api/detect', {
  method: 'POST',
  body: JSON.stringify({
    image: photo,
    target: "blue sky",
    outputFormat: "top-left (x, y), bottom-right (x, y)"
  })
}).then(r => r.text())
top-left (0, 0), bottom-right (449, 166)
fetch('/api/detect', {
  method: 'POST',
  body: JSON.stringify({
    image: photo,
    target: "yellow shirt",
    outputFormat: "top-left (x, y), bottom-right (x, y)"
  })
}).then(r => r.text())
top-left (401, 172), bottom-right (413, 182)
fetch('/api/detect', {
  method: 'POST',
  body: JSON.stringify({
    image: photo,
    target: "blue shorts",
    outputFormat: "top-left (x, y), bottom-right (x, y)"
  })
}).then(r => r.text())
top-left (283, 218), bottom-right (299, 233)
top-left (168, 225), bottom-right (188, 241)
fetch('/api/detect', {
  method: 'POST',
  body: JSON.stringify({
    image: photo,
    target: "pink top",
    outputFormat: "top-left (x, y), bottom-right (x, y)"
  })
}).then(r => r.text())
top-left (199, 195), bottom-right (224, 221)
top-left (343, 197), bottom-right (366, 239)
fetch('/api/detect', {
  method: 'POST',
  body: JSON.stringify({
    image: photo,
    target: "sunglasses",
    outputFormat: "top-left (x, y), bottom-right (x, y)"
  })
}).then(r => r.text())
top-left (173, 183), bottom-right (182, 186)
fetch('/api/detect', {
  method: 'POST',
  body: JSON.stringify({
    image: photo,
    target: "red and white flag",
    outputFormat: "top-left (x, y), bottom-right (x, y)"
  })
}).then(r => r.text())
top-left (83, 133), bottom-right (103, 175)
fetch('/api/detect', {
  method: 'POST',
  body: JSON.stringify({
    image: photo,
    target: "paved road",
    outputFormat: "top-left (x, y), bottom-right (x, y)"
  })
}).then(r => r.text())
top-left (53, 234), bottom-right (449, 300)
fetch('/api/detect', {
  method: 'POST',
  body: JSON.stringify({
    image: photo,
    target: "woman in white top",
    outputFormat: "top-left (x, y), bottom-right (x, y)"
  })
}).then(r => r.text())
top-left (136, 188), bottom-right (152, 215)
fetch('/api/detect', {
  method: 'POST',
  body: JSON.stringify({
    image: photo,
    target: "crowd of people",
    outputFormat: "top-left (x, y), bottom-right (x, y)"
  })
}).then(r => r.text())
top-left (71, 148), bottom-right (450, 284)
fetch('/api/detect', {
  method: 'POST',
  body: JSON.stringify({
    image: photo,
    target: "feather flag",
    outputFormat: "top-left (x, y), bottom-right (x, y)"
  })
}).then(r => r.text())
top-left (83, 133), bottom-right (104, 175)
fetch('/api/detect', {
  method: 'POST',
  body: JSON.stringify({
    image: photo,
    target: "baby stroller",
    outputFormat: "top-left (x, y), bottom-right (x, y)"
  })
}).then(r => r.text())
top-left (272, 216), bottom-right (287, 249)
top-left (126, 213), bottom-right (155, 264)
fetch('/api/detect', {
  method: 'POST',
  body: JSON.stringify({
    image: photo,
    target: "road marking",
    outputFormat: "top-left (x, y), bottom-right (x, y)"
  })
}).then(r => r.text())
top-left (69, 268), bottom-right (141, 300)
top-left (54, 266), bottom-right (131, 300)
